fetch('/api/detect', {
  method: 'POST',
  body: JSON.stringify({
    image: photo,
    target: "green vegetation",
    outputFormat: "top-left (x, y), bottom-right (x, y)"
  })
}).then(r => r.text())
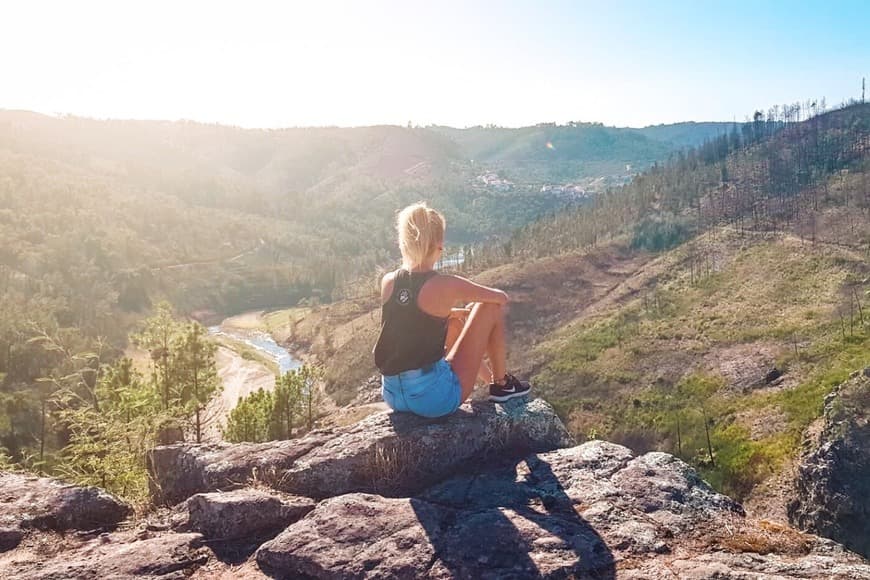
top-left (55, 358), bottom-right (158, 500)
top-left (1, 303), bottom-right (221, 502)
top-left (3, 111), bottom-right (699, 320)
top-left (262, 307), bottom-right (310, 339)
top-left (631, 213), bottom-right (694, 251)
top-left (223, 365), bottom-right (323, 443)
top-left (436, 122), bottom-right (667, 182)
top-left (132, 303), bottom-right (221, 443)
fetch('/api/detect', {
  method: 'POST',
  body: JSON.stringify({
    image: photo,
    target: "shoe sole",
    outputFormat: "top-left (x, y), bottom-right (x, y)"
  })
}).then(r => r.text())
top-left (489, 390), bottom-right (531, 403)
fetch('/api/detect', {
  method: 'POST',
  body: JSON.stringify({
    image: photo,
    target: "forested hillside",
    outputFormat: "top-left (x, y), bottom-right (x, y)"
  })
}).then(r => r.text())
top-left (471, 103), bottom-right (870, 499)
top-left (0, 111), bottom-right (715, 315)
top-left (472, 101), bottom-right (870, 266)
top-left (433, 120), bottom-right (732, 183)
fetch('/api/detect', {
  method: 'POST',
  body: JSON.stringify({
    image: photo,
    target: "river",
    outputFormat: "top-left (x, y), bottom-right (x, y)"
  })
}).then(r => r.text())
top-left (438, 250), bottom-right (465, 269)
top-left (208, 324), bottom-right (302, 374)
top-left (203, 314), bottom-right (302, 441)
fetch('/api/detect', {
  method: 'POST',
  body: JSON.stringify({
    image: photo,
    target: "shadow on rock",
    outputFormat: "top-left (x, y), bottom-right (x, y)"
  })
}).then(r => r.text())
top-left (411, 455), bottom-right (616, 579)
top-left (205, 528), bottom-right (287, 566)
top-left (384, 403), bottom-right (480, 435)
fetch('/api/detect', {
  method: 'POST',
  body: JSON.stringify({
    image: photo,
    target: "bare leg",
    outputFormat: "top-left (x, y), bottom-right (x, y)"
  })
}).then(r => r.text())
top-left (446, 302), bottom-right (508, 401)
top-left (445, 309), bottom-right (491, 384)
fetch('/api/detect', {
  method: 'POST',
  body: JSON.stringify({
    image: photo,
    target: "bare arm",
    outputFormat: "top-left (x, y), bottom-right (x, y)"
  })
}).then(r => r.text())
top-left (443, 275), bottom-right (509, 305)
top-left (379, 271), bottom-right (396, 304)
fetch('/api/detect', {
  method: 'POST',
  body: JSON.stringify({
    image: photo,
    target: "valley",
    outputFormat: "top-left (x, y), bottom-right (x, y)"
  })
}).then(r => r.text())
top-left (1, 99), bottom-right (868, 561)
top-left (3, 5), bottom-right (869, 575)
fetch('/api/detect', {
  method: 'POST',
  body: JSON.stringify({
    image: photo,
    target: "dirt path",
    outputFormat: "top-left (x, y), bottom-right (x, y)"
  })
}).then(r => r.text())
top-left (148, 240), bottom-right (264, 272)
top-left (203, 345), bottom-right (276, 442)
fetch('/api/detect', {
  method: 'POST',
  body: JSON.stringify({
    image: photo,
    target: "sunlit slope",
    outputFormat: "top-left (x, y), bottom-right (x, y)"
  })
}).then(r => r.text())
top-left (532, 227), bottom-right (869, 499)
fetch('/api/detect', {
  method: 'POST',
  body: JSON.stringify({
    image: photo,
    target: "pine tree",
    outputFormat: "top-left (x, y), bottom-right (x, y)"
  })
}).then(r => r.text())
top-left (55, 357), bottom-right (159, 500)
top-left (271, 370), bottom-right (302, 439)
top-left (132, 302), bottom-right (181, 411)
top-left (173, 322), bottom-right (221, 444)
top-left (299, 364), bottom-right (323, 432)
top-left (224, 388), bottom-right (273, 443)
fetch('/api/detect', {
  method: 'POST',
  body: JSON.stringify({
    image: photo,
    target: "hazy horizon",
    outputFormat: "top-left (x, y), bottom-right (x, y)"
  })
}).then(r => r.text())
top-left (3, 0), bottom-right (869, 129)
top-left (1, 106), bottom-right (741, 131)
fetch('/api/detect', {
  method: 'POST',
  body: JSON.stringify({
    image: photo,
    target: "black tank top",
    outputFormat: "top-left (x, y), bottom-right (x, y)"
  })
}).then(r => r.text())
top-left (373, 269), bottom-right (448, 376)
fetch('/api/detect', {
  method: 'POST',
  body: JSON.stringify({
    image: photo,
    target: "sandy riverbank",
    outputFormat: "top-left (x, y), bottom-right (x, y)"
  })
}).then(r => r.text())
top-left (202, 345), bottom-right (277, 441)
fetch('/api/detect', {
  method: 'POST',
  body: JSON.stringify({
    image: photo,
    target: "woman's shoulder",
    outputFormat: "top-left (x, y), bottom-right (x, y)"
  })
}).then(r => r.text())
top-left (379, 270), bottom-right (399, 303)
top-left (429, 272), bottom-right (467, 288)
top-left (418, 271), bottom-right (462, 300)
top-left (380, 269), bottom-right (399, 284)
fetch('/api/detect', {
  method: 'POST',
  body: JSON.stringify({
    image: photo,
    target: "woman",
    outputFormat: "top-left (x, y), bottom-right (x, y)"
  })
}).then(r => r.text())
top-left (372, 202), bottom-right (531, 418)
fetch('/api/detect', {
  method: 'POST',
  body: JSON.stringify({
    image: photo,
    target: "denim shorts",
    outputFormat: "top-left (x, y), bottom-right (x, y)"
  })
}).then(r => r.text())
top-left (381, 358), bottom-right (462, 418)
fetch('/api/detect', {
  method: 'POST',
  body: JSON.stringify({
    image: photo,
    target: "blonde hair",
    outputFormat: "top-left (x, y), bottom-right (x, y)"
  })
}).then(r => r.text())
top-left (396, 202), bottom-right (445, 269)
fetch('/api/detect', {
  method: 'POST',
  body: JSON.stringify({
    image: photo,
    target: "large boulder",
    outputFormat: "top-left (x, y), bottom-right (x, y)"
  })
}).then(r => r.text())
top-left (149, 398), bottom-right (574, 505)
top-left (0, 471), bottom-right (131, 550)
top-left (186, 488), bottom-right (316, 540)
top-left (147, 431), bottom-right (335, 505)
top-left (788, 371), bottom-right (870, 558)
top-left (257, 493), bottom-right (448, 579)
top-left (257, 440), bottom-right (870, 579)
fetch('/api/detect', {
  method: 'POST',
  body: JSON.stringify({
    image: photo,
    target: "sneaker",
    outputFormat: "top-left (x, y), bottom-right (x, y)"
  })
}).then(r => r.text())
top-left (488, 374), bottom-right (532, 402)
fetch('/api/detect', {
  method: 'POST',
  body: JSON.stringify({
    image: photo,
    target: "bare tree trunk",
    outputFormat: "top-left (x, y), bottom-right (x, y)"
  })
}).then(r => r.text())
top-left (675, 413), bottom-right (682, 458)
top-left (39, 398), bottom-right (47, 464)
top-left (702, 408), bottom-right (715, 468)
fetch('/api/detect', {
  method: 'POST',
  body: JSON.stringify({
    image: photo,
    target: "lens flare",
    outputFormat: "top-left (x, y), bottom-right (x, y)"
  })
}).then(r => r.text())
top-left (546, 141), bottom-right (555, 150)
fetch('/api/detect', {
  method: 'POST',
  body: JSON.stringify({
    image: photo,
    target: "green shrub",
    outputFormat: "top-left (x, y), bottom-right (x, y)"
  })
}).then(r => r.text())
top-left (631, 213), bottom-right (693, 251)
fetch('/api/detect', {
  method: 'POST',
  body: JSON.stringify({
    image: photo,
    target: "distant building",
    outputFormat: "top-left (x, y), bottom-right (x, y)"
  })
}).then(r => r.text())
top-left (475, 171), bottom-right (514, 191)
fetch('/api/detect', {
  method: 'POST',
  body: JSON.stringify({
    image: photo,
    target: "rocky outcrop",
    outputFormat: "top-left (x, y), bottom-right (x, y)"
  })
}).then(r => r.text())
top-left (149, 398), bottom-right (574, 505)
top-left (789, 370), bottom-right (870, 558)
top-left (258, 441), bottom-right (870, 579)
top-left (3, 398), bottom-right (870, 579)
top-left (146, 431), bottom-right (334, 506)
top-left (0, 471), bottom-right (130, 552)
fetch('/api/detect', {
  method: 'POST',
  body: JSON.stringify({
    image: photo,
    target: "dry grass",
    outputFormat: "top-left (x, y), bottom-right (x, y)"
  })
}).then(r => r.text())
top-left (535, 229), bottom-right (861, 401)
top-left (523, 227), bottom-right (870, 500)
top-left (366, 438), bottom-right (425, 495)
top-left (707, 517), bottom-right (815, 556)
top-left (260, 307), bottom-right (312, 342)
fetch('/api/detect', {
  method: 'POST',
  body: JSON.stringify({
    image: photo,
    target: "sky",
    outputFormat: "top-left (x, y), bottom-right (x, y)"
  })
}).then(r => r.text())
top-left (1, 0), bottom-right (868, 128)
